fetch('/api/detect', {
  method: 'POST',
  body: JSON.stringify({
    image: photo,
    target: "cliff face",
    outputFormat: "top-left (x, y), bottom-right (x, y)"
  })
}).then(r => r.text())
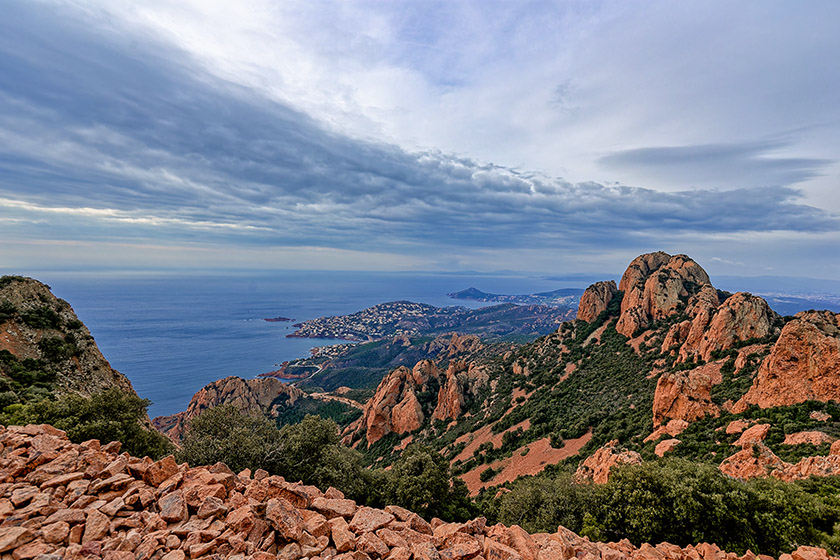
top-left (651, 362), bottom-right (723, 430)
top-left (348, 359), bottom-right (488, 446)
top-left (153, 377), bottom-right (304, 442)
top-left (734, 310), bottom-right (840, 412)
top-left (0, 276), bottom-right (138, 400)
top-left (4, 423), bottom-right (830, 560)
top-left (576, 280), bottom-right (617, 323)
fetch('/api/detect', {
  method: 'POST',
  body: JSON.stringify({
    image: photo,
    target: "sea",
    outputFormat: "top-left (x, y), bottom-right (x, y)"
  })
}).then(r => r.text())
top-left (32, 270), bottom-right (594, 418)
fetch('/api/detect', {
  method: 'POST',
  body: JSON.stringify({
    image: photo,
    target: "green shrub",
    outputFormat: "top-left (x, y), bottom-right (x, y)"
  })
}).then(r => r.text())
top-left (177, 404), bottom-right (283, 473)
top-left (6, 388), bottom-right (173, 459)
top-left (20, 306), bottom-right (62, 330)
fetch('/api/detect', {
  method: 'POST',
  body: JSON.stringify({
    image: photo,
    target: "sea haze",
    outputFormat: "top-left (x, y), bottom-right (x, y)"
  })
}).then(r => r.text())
top-left (37, 271), bottom-right (583, 418)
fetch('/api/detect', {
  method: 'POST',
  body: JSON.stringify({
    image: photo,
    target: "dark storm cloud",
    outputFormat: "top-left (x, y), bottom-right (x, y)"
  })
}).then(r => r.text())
top-left (0, 2), bottom-right (837, 257)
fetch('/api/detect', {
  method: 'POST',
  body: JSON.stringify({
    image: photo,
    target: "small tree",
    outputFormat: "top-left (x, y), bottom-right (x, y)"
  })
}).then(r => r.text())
top-left (177, 404), bottom-right (280, 472)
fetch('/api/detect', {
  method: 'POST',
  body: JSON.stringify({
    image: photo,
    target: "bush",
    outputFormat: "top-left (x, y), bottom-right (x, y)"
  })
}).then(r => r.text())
top-left (6, 388), bottom-right (174, 459)
top-left (267, 415), bottom-right (378, 503)
top-left (20, 306), bottom-right (61, 329)
top-left (496, 472), bottom-right (596, 534)
top-left (385, 443), bottom-right (473, 521)
top-left (177, 404), bottom-right (281, 473)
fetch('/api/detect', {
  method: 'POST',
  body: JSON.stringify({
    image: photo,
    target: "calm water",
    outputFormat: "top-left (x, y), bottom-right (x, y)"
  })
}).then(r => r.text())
top-left (33, 271), bottom-right (585, 418)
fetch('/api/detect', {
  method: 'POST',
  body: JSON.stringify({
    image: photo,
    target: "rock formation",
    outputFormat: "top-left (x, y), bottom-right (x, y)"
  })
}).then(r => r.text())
top-left (0, 276), bottom-right (138, 399)
top-left (574, 440), bottom-right (642, 484)
top-left (576, 281), bottom-right (617, 323)
top-left (719, 440), bottom-right (840, 482)
top-left (651, 362), bottom-right (723, 430)
top-left (734, 310), bottom-right (840, 412)
top-left (153, 377), bottom-right (304, 442)
top-left (4, 423), bottom-right (829, 560)
top-left (349, 359), bottom-right (487, 446)
top-left (615, 253), bottom-right (711, 337)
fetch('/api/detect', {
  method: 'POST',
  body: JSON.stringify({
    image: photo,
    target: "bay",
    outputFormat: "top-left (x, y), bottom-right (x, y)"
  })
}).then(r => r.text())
top-left (34, 270), bottom-right (585, 418)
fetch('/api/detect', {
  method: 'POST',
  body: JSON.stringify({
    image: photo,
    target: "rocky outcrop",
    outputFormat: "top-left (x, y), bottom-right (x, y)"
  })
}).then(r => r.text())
top-left (350, 358), bottom-right (488, 446)
top-left (0, 276), bottom-right (138, 400)
top-left (432, 361), bottom-right (488, 423)
top-left (651, 362), bottom-right (723, 429)
top-left (615, 253), bottom-right (711, 337)
top-left (577, 281), bottom-right (617, 323)
top-left (574, 440), bottom-right (642, 484)
top-left (5, 423), bottom-right (824, 560)
top-left (153, 377), bottom-right (304, 442)
top-left (783, 431), bottom-right (835, 446)
top-left (654, 439), bottom-right (681, 457)
top-left (720, 440), bottom-right (840, 482)
top-left (734, 311), bottom-right (840, 412)
top-left (667, 291), bottom-right (779, 363)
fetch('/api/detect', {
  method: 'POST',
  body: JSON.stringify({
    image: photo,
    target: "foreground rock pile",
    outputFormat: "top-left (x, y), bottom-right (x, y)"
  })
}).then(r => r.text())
top-left (1, 425), bottom-right (835, 560)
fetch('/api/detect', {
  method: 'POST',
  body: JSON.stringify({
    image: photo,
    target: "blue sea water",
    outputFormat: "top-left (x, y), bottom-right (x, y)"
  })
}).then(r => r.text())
top-left (33, 270), bottom-right (586, 418)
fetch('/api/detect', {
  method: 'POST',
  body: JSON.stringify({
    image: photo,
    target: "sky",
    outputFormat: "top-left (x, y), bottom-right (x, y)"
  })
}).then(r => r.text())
top-left (0, 0), bottom-right (839, 279)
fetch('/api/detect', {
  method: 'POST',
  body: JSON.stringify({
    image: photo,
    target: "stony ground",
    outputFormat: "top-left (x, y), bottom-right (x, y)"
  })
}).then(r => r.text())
top-left (0, 424), bottom-right (835, 560)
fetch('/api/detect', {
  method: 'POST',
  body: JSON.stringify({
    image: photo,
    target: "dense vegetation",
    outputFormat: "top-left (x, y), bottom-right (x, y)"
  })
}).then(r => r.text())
top-left (1, 387), bottom-right (174, 459)
top-left (479, 459), bottom-right (840, 557)
top-left (176, 406), bottom-right (473, 521)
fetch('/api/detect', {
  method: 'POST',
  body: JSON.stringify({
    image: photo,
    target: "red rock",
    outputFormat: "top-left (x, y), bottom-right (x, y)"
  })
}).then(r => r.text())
top-left (725, 420), bottom-right (750, 435)
top-left (161, 551), bottom-right (186, 560)
top-left (312, 497), bottom-right (358, 519)
top-left (153, 376), bottom-right (305, 442)
top-left (651, 362), bottom-right (722, 429)
top-left (735, 311), bottom-right (840, 412)
top-left (439, 532), bottom-right (482, 560)
top-left (325, 486), bottom-right (345, 499)
top-left (301, 509), bottom-right (330, 538)
top-left (577, 281), bottom-right (618, 323)
top-left (158, 491), bottom-right (188, 523)
top-left (197, 496), bottom-right (228, 519)
top-left (616, 253), bottom-right (710, 337)
top-left (350, 507), bottom-right (395, 533)
top-left (183, 482), bottom-right (227, 509)
top-left (0, 527), bottom-right (36, 553)
top-left (411, 540), bottom-right (442, 560)
top-left (485, 538), bottom-right (523, 560)
top-left (810, 411), bottom-right (831, 422)
top-left (143, 456), bottom-right (179, 487)
top-left (358, 532), bottom-right (390, 557)
top-left (508, 525), bottom-right (538, 560)
top-left (385, 505), bottom-right (433, 535)
top-left (387, 547), bottom-right (413, 560)
top-left (734, 424), bottom-right (771, 447)
top-left (82, 507), bottom-right (110, 542)
top-left (719, 443), bottom-right (789, 480)
top-left (782, 431), bottom-right (834, 445)
top-left (265, 498), bottom-right (305, 542)
top-left (329, 516), bottom-right (357, 553)
top-left (42, 521), bottom-right (70, 544)
top-left (40, 472), bottom-right (85, 489)
top-left (575, 441), bottom-right (643, 484)
top-left (791, 546), bottom-right (829, 560)
top-left (12, 540), bottom-right (53, 560)
top-left (654, 439), bottom-right (681, 457)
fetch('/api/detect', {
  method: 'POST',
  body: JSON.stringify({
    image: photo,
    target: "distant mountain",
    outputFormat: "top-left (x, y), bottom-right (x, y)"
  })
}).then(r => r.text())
top-left (447, 286), bottom-right (585, 306)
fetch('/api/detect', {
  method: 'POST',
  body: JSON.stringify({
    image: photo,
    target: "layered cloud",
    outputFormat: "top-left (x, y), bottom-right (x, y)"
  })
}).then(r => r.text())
top-left (0, 1), bottom-right (838, 275)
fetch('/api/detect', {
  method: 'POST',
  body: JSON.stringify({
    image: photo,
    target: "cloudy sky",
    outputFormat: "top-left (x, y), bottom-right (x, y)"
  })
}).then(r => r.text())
top-left (1, 0), bottom-right (838, 278)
